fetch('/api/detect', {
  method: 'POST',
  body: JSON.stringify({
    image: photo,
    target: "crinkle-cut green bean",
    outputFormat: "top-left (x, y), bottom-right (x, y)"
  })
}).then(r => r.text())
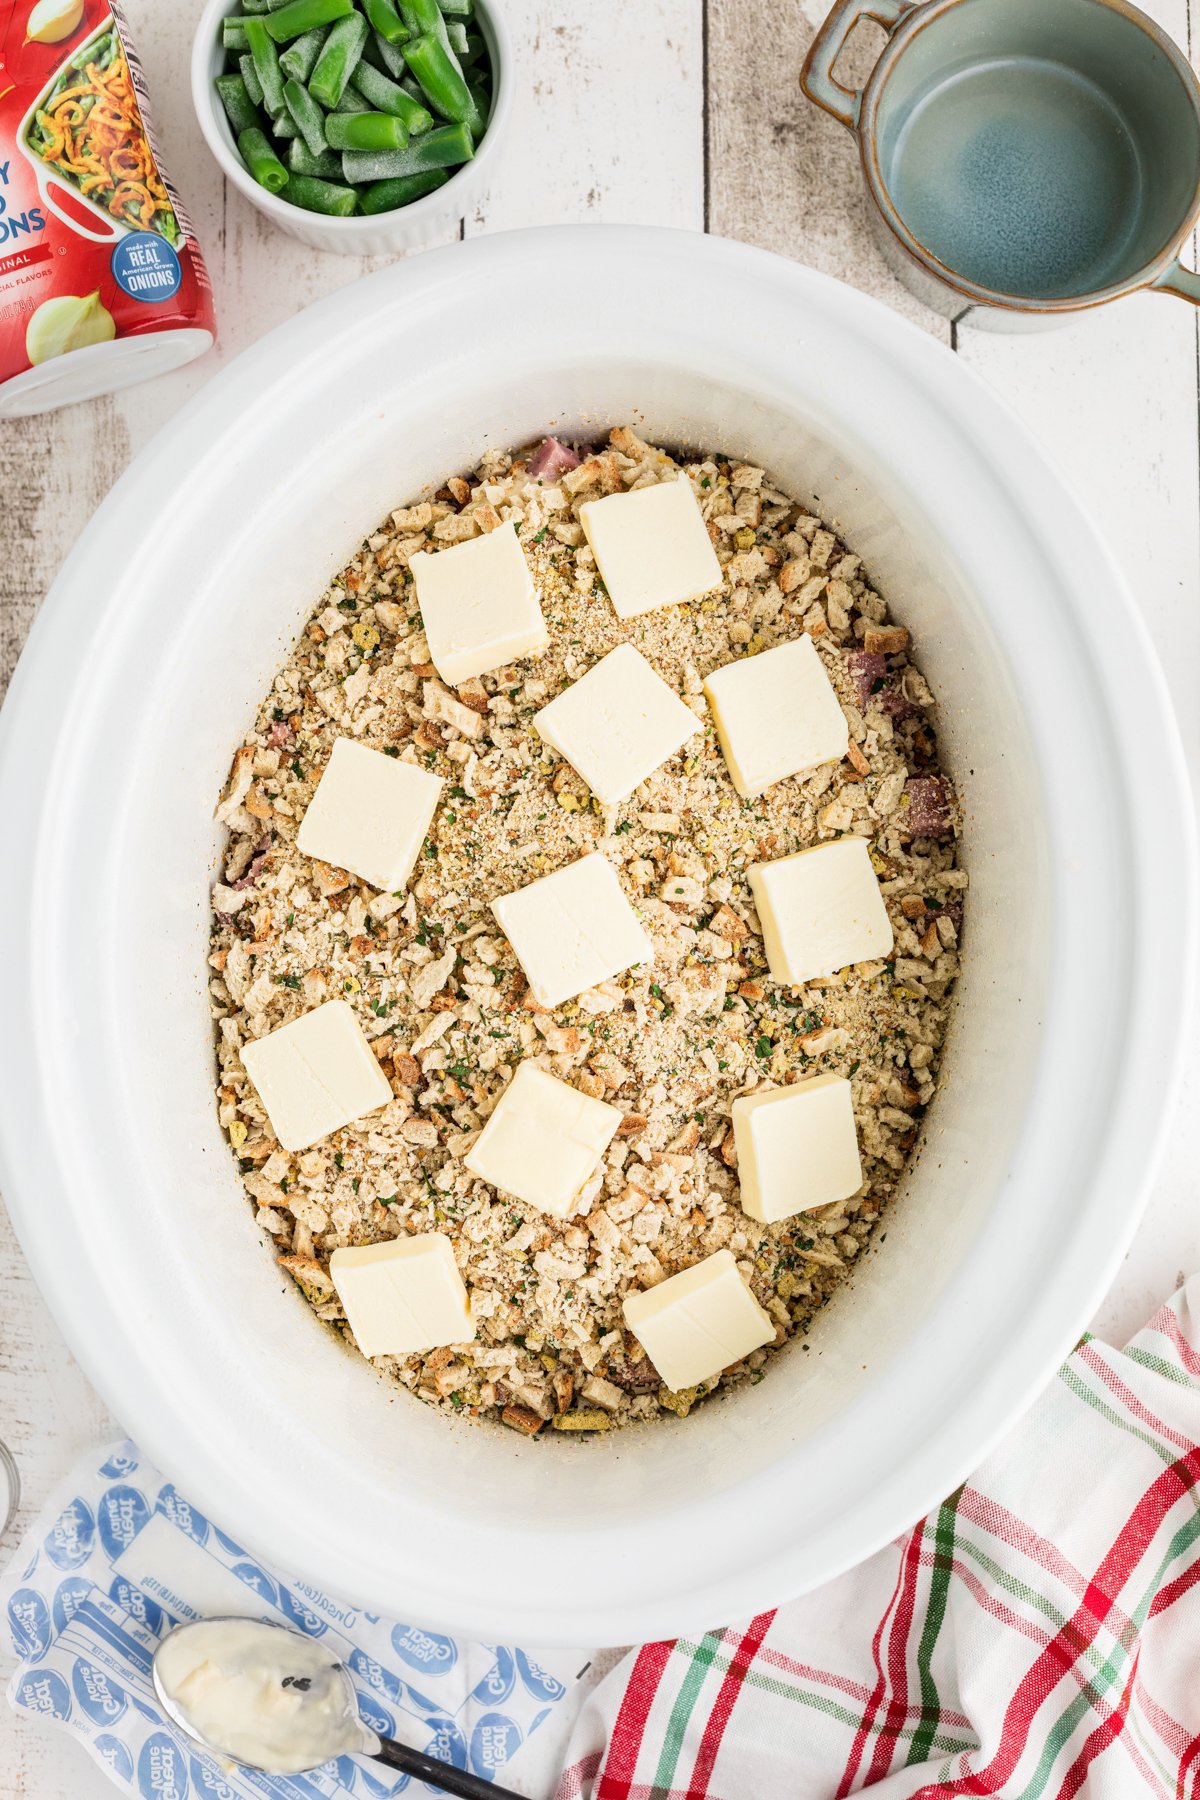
top-left (282, 172), bottom-right (358, 214)
top-left (216, 71), bottom-right (261, 136)
top-left (282, 75), bottom-right (329, 155)
top-left (238, 124), bottom-right (289, 192)
top-left (398, 0), bottom-right (459, 65)
top-left (359, 166), bottom-right (448, 211)
top-left (286, 136), bottom-right (343, 177)
top-left (402, 32), bottom-right (472, 122)
top-left (238, 50), bottom-right (265, 105)
top-left (404, 0), bottom-right (454, 34)
top-left (244, 16), bottom-right (287, 112)
top-left (466, 79), bottom-right (489, 129)
top-left (264, 0), bottom-right (353, 43)
top-left (222, 19), bottom-right (249, 51)
top-left (397, 0), bottom-right (438, 31)
top-left (363, 0), bottom-right (408, 44)
top-left (363, 29), bottom-right (402, 77)
top-left (325, 108), bottom-right (409, 150)
top-left (350, 58), bottom-right (434, 132)
top-left (340, 118), bottom-right (471, 180)
top-left (279, 24), bottom-right (328, 80)
top-left (309, 11), bottom-right (368, 106)
top-left (365, 28), bottom-right (407, 77)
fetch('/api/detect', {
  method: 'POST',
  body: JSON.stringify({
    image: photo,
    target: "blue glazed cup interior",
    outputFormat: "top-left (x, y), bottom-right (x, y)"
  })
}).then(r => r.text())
top-left (872, 0), bottom-right (1200, 300)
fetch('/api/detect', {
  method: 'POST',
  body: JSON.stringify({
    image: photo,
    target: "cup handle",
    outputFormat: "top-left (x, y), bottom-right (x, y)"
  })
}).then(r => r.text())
top-left (800, 0), bottom-right (916, 130)
top-left (1152, 257), bottom-right (1200, 306)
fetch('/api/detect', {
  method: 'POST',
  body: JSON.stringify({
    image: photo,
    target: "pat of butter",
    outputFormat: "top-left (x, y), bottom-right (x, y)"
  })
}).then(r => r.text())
top-left (534, 643), bottom-right (702, 807)
top-left (748, 837), bottom-right (893, 986)
top-left (240, 1000), bottom-right (392, 1153)
top-left (623, 1249), bottom-right (774, 1392)
top-left (579, 476), bottom-right (723, 620)
top-left (704, 636), bottom-right (848, 798)
top-left (491, 852), bottom-right (653, 1008)
top-left (329, 1233), bottom-right (474, 1358)
top-left (409, 522), bottom-right (547, 685)
top-left (733, 1074), bottom-right (862, 1223)
top-left (466, 1062), bottom-right (621, 1217)
top-left (296, 738), bottom-right (442, 892)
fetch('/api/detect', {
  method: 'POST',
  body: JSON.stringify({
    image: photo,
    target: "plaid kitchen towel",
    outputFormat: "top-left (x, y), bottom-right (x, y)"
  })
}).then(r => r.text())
top-left (555, 1277), bottom-right (1200, 1799)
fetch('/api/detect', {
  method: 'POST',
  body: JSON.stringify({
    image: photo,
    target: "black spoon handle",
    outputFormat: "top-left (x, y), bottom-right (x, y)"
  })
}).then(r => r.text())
top-left (372, 1735), bottom-right (528, 1800)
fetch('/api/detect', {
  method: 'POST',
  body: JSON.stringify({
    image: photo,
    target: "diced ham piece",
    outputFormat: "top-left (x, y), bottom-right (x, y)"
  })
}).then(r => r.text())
top-left (900, 776), bottom-right (956, 840)
top-left (608, 1355), bottom-right (660, 1392)
top-left (934, 899), bottom-right (964, 930)
top-left (846, 650), bottom-right (887, 708)
top-left (528, 436), bottom-right (581, 480)
top-left (230, 835), bottom-right (272, 890)
top-left (266, 719), bottom-right (292, 748)
top-left (845, 649), bottom-right (916, 721)
top-left (882, 687), bottom-right (917, 722)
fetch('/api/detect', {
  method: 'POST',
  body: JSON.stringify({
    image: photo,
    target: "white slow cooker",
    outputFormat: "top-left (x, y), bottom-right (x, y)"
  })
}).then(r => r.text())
top-left (0, 227), bottom-right (1193, 1646)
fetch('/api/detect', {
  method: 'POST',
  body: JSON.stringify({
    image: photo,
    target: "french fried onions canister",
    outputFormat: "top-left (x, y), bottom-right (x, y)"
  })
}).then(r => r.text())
top-left (0, 0), bottom-right (214, 415)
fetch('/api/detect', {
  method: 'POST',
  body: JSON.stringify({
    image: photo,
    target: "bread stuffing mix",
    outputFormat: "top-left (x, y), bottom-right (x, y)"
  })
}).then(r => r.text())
top-left (209, 427), bottom-right (966, 1435)
top-left (0, 0), bottom-right (213, 415)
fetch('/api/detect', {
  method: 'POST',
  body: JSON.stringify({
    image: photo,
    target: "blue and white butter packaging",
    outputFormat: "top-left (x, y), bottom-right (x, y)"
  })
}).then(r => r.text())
top-left (1, 1442), bottom-right (600, 1797)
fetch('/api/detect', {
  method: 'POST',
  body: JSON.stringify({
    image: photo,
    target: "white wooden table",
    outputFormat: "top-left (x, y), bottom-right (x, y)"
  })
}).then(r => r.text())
top-left (2, 0), bottom-right (1199, 1790)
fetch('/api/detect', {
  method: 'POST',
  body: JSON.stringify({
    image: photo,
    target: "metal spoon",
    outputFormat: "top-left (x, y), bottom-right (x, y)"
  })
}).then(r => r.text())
top-left (152, 1617), bottom-right (528, 1800)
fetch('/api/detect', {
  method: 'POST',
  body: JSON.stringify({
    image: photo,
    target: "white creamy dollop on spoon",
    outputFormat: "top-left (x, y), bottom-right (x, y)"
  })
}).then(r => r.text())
top-left (153, 1617), bottom-right (377, 1776)
top-left (152, 1617), bottom-right (527, 1800)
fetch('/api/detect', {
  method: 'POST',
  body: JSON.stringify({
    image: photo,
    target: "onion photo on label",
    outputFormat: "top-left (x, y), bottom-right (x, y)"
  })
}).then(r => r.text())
top-left (24, 0), bottom-right (84, 45)
top-left (24, 288), bottom-right (114, 362)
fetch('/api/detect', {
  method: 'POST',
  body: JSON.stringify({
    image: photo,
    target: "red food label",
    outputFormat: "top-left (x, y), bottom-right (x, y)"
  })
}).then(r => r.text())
top-left (0, 0), bottom-right (214, 408)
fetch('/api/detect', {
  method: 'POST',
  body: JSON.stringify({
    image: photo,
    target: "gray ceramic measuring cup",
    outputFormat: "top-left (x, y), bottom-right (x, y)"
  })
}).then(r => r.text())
top-left (801, 0), bottom-right (1200, 328)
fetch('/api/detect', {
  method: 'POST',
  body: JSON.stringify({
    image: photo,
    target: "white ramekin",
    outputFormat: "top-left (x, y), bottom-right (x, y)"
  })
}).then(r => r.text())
top-left (0, 228), bottom-right (1193, 1646)
top-left (190, 0), bottom-right (512, 256)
